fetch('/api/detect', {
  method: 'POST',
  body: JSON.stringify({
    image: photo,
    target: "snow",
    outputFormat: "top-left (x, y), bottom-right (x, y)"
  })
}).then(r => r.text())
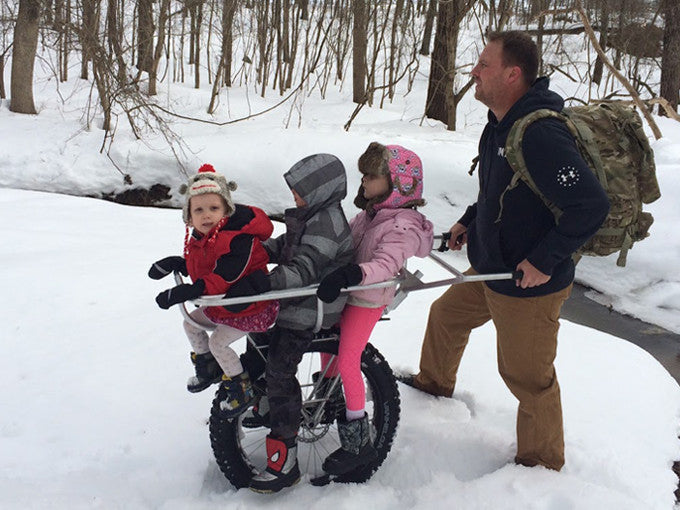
top-left (1, 25), bottom-right (680, 510)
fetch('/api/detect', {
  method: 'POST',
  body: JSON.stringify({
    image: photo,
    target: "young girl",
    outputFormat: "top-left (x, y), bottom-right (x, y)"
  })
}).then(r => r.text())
top-left (316, 143), bottom-right (434, 475)
top-left (149, 163), bottom-right (278, 418)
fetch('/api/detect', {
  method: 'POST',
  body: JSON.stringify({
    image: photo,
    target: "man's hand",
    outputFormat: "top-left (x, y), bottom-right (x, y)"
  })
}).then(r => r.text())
top-left (515, 259), bottom-right (551, 289)
top-left (447, 223), bottom-right (468, 251)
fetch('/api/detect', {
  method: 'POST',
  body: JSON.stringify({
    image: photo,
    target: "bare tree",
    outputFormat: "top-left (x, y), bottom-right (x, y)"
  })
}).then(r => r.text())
top-left (591, 0), bottom-right (609, 85)
top-left (208, 0), bottom-right (238, 113)
top-left (660, 0), bottom-right (680, 113)
top-left (10, 0), bottom-right (39, 114)
top-left (352, 0), bottom-right (367, 103)
top-left (137, 0), bottom-right (153, 74)
top-left (420, 0), bottom-right (437, 56)
top-left (148, 0), bottom-right (171, 96)
top-left (80, 0), bottom-right (99, 80)
top-left (425, 0), bottom-right (477, 130)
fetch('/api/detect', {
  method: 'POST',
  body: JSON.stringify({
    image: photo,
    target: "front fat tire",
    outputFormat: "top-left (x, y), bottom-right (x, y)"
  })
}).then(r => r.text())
top-left (208, 339), bottom-right (401, 489)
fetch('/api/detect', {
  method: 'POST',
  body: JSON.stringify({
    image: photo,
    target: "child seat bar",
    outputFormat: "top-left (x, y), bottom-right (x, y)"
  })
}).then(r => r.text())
top-left (174, 272), bottom-right (402, 333)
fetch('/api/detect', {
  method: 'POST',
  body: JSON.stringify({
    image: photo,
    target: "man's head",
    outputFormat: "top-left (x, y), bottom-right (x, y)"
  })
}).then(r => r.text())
top-left (471, 31), bottom-right (538, 119)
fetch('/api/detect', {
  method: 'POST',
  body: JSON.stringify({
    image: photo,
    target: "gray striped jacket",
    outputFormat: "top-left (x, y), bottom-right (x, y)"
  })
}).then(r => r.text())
top-left (265, 154), bottom-right (353, 330)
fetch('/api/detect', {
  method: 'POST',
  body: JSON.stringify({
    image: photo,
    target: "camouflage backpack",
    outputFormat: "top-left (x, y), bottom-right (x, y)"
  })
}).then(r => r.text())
top-left (502, 102), bottom-right (661, 267)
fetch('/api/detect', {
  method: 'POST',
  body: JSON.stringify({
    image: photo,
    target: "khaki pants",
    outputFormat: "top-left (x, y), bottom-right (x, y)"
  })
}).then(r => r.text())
top-left (414, 269), bottom-right (572, 471)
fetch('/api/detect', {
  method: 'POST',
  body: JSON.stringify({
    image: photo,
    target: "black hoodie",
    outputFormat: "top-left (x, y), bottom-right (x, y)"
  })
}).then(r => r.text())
top-left (458, 77), bottom-right (609, 297)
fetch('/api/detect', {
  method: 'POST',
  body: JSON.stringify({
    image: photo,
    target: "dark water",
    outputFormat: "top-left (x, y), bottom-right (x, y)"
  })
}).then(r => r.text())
top-left (562, 283), bottom-right (680, 384)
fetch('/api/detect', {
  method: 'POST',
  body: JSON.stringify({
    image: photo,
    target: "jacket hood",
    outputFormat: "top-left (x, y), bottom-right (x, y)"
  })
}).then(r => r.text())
top-left (490, 77), bottom-right (564, 134)
top-left (284, 154), bottom-right (347, 217)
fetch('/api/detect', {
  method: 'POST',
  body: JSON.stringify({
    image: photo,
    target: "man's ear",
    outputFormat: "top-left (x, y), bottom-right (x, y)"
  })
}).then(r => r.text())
top-left (506, 65), bottom-right (523, 86)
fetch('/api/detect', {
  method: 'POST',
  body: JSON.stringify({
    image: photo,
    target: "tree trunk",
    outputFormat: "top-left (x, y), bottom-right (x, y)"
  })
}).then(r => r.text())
top-left (80, 0), bottom-right (99, 80)
top-left (297, 0), bottom-right (308, 20)
top-left (10, 0), bottom-right (40, 114)
top-left (148, 0), bottom-right (171, 96)
top-left (0, 54), bottom-right (6, 99)
top-left (419, 0), bottom-right (436, 56)
top-left (352, 0), bottom-right (367, 103)
top-left (531, 0), bottom-right (547, 76)
top-left (592, 0), bottom-right (609, 85)
top-left (660, 0), bottom-right (680, 113)
top-left (207, 0), bottom-right (237, 112)
top-left (137, 0), bottom-right (154, 73)
top-left (426, 0), bottom-right (474, 129)
top-left (106, 0), bottom-right (127, 84)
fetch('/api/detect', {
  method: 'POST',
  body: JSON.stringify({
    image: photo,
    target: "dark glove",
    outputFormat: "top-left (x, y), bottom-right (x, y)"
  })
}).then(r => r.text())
top-left (316, 263), bottom-right (363, 303)
top-left (224, 271), bottom-right (272, 313)
top-left (155, 280), bottom-right (205, 309)
top-left (148, 256), bottom-right (188, 280)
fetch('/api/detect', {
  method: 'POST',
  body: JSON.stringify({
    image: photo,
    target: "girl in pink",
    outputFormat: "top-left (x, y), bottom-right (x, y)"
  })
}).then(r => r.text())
top-left (316, 142), bottom-right (434, 475)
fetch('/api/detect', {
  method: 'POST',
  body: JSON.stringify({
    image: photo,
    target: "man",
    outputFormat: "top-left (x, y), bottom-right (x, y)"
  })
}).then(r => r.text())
top-left (401, 31), bottom-right (609, 471)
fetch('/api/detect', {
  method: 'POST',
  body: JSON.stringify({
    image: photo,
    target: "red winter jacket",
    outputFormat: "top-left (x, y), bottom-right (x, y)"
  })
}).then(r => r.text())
top-left (185, 204), bottom-right (273, 321)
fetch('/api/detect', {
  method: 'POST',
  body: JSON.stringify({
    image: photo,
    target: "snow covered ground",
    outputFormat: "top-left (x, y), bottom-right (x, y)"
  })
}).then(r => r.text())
top-left (1, 24), bottom-right (680, 509)
top-left (0, 188), bottom-right (679, 509)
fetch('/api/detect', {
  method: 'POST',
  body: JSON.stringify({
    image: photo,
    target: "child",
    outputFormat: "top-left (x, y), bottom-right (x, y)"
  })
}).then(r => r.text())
top-left (316, 142), bottom-right (434, 475)
top-left (223, 153), bottom-right (353, 493)
top-left (148, 163), bottom-right (279, 418)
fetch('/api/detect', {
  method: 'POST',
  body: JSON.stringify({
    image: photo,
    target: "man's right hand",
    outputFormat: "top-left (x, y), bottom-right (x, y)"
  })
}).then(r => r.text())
top-left (447, 223), bottom-right (467, 251)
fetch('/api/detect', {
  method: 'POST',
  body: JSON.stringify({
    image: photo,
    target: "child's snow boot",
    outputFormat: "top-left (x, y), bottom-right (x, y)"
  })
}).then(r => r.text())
top-left (249, 435), bottom-right (300, 493)
top-left (186, 351), bottom-right (223, 393)
top-left (218, 372), bottom-right (255, 418)
top-left (311, 371), bottom-right (345, 424)
top-left (322, 413), bottom-right (377, 475)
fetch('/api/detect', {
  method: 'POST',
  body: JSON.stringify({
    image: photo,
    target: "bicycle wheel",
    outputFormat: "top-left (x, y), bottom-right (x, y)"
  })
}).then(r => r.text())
top-left (208, 337), bottom-right (401, 489)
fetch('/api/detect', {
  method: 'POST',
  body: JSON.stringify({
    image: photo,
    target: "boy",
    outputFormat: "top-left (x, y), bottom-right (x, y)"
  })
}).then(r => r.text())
top-left (225, 153), bottom-right (353, 492)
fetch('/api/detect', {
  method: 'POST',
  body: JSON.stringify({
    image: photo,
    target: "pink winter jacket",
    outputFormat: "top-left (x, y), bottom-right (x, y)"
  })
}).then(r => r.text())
top-left (349, 208), bottom-right (434, 306)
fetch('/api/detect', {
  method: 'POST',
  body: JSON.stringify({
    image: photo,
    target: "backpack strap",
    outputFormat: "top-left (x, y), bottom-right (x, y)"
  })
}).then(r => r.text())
top-left (498, 109), bottom-right (564, 224)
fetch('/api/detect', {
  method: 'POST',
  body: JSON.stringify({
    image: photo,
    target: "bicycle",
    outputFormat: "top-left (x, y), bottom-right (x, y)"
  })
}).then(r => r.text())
top-left (175, 247), bottom-right (520, 488)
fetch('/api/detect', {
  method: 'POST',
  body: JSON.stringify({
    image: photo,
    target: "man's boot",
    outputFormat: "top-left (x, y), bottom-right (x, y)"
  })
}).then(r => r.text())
top-left (322, 413), bottom-right (377, 476)
top-left (218, 372), bottom-right (254, 418)
top-left (186, 351), bottom-right (223, 393)
top-left (249, 435), bottom-right (300, 493)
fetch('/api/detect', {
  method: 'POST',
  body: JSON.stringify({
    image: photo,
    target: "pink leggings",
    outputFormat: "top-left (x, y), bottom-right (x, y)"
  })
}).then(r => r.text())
top-left (320, 304), bottom-right (385, 412)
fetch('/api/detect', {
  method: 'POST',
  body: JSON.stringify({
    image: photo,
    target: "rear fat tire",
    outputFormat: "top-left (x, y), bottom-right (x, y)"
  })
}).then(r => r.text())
top-left (208, 339), bottom-right (401, 489)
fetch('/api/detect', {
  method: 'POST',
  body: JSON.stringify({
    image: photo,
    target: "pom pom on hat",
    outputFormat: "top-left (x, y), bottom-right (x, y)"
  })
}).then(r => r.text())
top-left (182, 163), bottom-right (237, 223)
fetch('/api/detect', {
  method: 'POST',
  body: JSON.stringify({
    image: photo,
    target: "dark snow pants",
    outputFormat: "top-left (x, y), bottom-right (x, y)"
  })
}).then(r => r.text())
top-left (241, 325), bottom-right (315, 440)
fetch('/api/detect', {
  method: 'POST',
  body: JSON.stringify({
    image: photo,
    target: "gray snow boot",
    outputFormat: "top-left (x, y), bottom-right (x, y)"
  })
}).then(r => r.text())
top-left (186, 351), bottom-right (223, 393)
top-left (322, 413), bottom-right (377, 475)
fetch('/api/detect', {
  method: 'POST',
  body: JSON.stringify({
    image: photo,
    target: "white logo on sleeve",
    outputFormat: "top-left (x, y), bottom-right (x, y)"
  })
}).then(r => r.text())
top-left (557, 165), bottom-right (580, 187)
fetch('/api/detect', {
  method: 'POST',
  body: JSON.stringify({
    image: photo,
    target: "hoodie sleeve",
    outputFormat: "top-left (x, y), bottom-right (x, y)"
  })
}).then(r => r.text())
top-left (521, 119), bottom-right (610, 274)
top-left (268, 208), bottom-right (350, 291)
